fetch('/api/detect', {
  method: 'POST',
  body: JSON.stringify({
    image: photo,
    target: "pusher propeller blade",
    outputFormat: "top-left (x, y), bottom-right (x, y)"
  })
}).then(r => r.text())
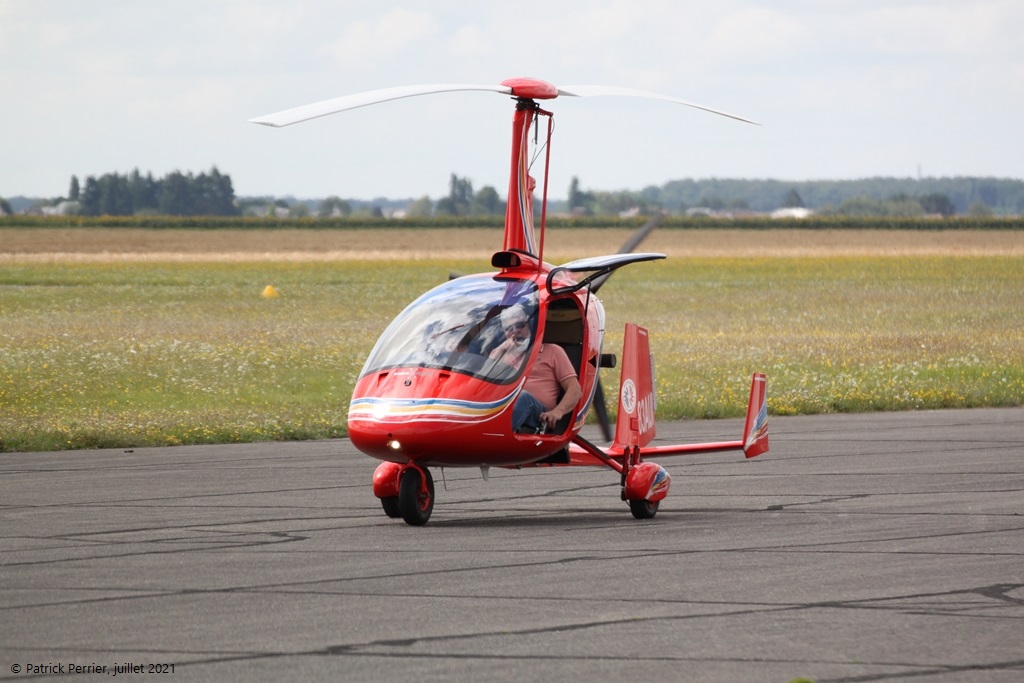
top-left (592, 376), bottom-right (613, 443)
top-left (589, 212), bottom-right (665, 295)
top-left (586, 212), bottom-right (666, 442)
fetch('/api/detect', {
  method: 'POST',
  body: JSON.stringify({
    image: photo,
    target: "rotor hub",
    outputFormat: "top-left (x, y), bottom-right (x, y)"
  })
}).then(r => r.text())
top-left (500, 77), bottom-right (559, 100)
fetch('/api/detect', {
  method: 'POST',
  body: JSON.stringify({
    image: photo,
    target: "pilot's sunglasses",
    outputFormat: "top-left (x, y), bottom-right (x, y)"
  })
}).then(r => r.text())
top-left (504, 321), bottom-right (528, 333)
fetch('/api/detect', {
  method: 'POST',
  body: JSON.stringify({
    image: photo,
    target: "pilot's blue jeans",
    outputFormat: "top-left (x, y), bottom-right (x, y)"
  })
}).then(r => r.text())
top-left (512, 391), bottom-right (547, 433)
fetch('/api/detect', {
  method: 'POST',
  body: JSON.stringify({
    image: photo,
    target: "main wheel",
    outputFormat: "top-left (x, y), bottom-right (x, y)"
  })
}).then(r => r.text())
top-left (398, 467), bottom-right (434, 526)
top-left (629, 498), bottom-right (659, 520)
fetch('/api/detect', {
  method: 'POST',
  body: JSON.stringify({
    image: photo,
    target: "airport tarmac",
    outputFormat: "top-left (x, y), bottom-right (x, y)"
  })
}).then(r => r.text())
top-left (1, 408), bottom-right (1022, 682)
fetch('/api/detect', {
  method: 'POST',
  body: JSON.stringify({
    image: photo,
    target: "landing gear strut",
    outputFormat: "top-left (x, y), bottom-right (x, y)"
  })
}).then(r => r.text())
top-left (622, 455), bottom-right (670, 521)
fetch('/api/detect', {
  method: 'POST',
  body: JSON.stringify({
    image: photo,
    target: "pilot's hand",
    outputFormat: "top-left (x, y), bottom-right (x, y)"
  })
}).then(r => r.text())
top-left (539, 411), bottom-right (560, 430)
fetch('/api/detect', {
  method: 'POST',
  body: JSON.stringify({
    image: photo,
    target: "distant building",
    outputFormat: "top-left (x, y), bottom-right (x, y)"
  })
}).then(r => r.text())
top-left (685, 207), bottom-right (768, 219)
top-left (770, 207), bottom-right (813, 219)
top-left (40, 200), bottom-right (81, 216)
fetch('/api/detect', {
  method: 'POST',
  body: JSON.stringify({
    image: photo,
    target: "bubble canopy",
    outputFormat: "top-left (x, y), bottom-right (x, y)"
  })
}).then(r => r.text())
top-left (359, 276), bottom-right (539, 384)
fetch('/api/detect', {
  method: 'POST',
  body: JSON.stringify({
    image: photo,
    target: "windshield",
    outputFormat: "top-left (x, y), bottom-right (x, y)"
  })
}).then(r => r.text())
top-left (360, 276), bottom-right (539, 383)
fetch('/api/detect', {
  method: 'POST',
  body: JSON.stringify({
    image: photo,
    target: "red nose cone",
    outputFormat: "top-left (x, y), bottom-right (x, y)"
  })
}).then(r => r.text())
top-left (501, 77), bottom-right (559, 100)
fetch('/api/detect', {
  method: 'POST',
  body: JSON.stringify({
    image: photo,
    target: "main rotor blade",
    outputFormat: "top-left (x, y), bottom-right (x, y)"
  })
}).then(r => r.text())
top-left (251, 80), bottom-right (757, 127)
top-left (558, 84), bottom-right (759, 125)
top-left (249, 83), bottom-right (513, 127)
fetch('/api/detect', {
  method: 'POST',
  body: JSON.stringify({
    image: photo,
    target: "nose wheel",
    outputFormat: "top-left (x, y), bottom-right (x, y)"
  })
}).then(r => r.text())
top-left (398, 465), bottom-right (434, 526)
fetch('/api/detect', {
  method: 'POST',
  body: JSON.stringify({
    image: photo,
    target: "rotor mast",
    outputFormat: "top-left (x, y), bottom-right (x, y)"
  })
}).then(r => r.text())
top-left (500, 78), bottom-right (558, 262)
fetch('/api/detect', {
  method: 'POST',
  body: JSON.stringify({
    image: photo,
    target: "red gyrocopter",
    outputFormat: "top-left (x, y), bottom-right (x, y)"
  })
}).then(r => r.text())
top-left (251, 77), bottom-right (767, 525)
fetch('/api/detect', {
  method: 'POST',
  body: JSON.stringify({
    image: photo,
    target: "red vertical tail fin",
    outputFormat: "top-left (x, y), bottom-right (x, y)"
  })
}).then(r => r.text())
top-left (611, 323), bottom-right (657, 451)
top-left (742, 373), bottom-right (769, 458)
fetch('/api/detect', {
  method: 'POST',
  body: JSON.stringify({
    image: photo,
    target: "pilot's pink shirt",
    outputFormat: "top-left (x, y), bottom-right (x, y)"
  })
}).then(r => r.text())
top-left (523, 344), bottom-right (576, 410)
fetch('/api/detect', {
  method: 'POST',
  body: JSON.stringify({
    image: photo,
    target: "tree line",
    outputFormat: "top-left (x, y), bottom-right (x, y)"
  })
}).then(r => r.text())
top-left (70, 167), bottom-right (239, 216)
top-left (5, 170), bottom-right (1023, 219)
top-left (650, 176), bottom-right (1024, 217)
top-left (418, 174), bottom-right (1022, 218)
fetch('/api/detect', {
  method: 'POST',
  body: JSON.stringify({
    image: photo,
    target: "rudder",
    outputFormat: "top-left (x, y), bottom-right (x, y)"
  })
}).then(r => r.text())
top-left (611, 323), bottom-right (657, 450)
top-left (742, 373), bottom-right (769, 458)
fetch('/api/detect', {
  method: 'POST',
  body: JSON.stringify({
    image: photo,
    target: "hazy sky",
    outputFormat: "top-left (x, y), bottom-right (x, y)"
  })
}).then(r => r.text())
top-left (3, 0), bottom-right (1021, 200)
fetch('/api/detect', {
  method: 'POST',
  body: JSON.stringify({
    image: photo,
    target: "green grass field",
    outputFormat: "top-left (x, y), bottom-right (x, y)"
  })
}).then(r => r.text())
top-left (2, 229), bottom-right (1022, 452)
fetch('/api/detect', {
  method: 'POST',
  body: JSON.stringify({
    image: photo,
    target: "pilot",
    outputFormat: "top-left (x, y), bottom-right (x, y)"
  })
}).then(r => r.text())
top-left (491, 305), bottom-right (582, 433)
top-left (489, 305), bottom-right (533, 368)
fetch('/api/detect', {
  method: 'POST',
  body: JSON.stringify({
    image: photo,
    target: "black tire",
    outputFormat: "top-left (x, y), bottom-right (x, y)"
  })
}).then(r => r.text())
top-left (380, 496), bottom-right (401, 518)
top-left (629, 498), bottom-right (659, 520)
top-left (398, 467), bottom-right (434, 526)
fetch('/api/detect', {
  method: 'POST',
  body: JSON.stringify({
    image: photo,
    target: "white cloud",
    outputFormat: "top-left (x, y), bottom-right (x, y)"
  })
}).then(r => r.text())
top-left (2, 0), bottom-right (1022, 199)
top-left (851, 2), bottom-right (1024, 57)
top-left (704, 7), bottom-right (810, 61)
top-left (321, 9), bottom-right (442, 68)
top-left (448, 24), bottom-right (492, 59)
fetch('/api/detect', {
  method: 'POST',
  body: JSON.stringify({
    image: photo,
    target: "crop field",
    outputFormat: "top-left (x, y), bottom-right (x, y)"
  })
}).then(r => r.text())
top-left (2, 227), bottom-right (1023, 452)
